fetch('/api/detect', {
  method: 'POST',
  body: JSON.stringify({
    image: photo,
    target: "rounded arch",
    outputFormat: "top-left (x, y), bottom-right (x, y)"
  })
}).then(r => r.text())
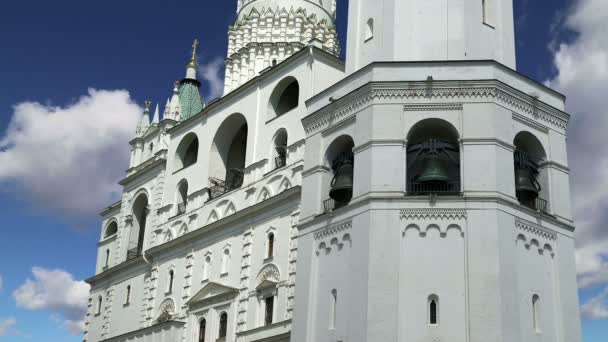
top-left (175, 132), bottom-right (199, 170)
top-left (513, 131), bottom-right (547, 161)
top-left (325, 135), bottom-right (355, 206)
top-left (325, 135), bottom-right (355, 168)
top-left (104, 220), bottom-right (118, 238)
top-left (406, 118), bottom-right (461, 194)
top-left (256, 263), bottom-right (281, 287)
top-left (513, 131), bottom-right (548, 210)
top-left (271, 128), bottom-right (288, 170)
top-left (209, 113), bottom-right (248, 194)
top-left (129, 192), bottom-right (149, 257)
top-left (269, 77), bottom-right (300, 118)
top-left (257, 186), bottom-right (273, 203)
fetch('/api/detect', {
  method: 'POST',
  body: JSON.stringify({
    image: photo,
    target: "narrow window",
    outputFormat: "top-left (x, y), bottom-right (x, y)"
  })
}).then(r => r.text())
top-left (203, 256), bottom-right (211, 280)
top-left (96, 296), bottom-right (103, 315)
top-left (125, 285), bottom-right (131, 305)
top-left (264, 296), bottom-right (274, 325)
top-left (199, 318), bottom-right (206, 342)
top-left (533, 294), bottom-right (541, 333)
top-left (221, 249), bottom-right (230, 274)
top-left (330, 289), bottom-right (338, 329)
top-left (104, 249), bottom-right (110, 268)
top-left (272, 59), bottom-right (277, 67)
top-left (168, 270), bottom-right (174, 293)
top-left (429, 295), bottom-right (438, 325)
top-left (267, 233), bottom-right (275, 258)
top-left (218, 312), bottom-right (228, 338)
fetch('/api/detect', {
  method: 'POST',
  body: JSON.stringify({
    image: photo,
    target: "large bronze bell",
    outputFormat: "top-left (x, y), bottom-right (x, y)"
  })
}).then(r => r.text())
top-left (329, 159), bottom-right (354, 203)
top-left (416, 153), bottom-right (451, 183)
top-left (515, 168), bottom-right (539, 199)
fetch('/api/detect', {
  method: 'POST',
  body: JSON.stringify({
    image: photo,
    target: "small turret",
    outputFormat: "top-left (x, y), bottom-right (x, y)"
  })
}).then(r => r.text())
top-left (167, 81), bottom-right (182, 121)
top-left (135, 100), bottom-right (151, 137)
top-left (152, 103), bottom-right (160, 124)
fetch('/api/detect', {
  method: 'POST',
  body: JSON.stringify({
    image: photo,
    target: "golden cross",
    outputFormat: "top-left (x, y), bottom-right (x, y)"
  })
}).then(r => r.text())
top-left (191, 39), bottom-right (199, 62)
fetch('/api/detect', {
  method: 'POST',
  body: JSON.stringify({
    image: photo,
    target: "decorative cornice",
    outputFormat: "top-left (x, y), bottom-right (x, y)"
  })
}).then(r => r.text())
top-left (314, 220), bottom-right (352, 240)
top-left (400, 208), bottom-right (467, 221)
top-left (403, 103), bottom-right (463, 111)
top-left (515, 218), bottom-right (557, 241)
top-left (304, 80), bottom-right (569, 136)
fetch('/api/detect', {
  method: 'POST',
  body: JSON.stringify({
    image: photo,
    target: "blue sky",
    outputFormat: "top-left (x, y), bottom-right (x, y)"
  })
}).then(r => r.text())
top-left (1, 0), bottom-right (607, 341)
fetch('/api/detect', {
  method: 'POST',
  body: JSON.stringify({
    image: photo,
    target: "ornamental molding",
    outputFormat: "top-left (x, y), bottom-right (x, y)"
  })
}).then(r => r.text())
top-left (515, 219), bottom-right (557, 241)
top-left (403, 103), bottom-right (463, 111)
top-left (400, 208), bottom-right (467, 221)
top-left (304, 81), bottom-right (568, 136)
top-left (314, 220), bottom-right (352, 240)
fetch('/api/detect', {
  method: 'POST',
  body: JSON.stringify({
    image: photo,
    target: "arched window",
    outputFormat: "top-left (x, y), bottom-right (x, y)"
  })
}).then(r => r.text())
top-left (177, 180), bottom-right (188, 215)
top-left (104, 221), bottom-right (118, 238)
top-left (429, 295), bottom-right (439, 325)
top-left (406, 119), bottom-right (461, 195)
top-left (175, 133), bottom-right (199, 170)
top-left (209, 114), bottom-right (248, 198)
top-left (125, 285), bottom-right (131, 305)
top-left (264, 295), bottom-right (274, 326)
top-left (532, 294), bottom-right (541, 333)
top-left (267, 233), bottom-right (275, 259)
top-left (365, 18), bottom-right (374, 41)
top-left (168, 270), bottom-right (174, 293)
top-left (330, 289), bottom-right (338, 329)
top-left (269, 77), bottom-right (300, 118)
top-left (325, 135), bottom-right (355, 211)
top-left (221, 249), bottom-right (230, 275)
top-left (129, 194), bottom-right (149, 259)
top-left (96, 296), bottom-right (103, 315)
top-left (513, 132), bottom-right (548, 212)
top-left (272, 129), bottom-right (288, 170)
top-left (203, 256), bottom-right (211, 280)
top-left (199, 318), bottom-right (207, 342)
top-left (218, 312), bottom-right (228, 338)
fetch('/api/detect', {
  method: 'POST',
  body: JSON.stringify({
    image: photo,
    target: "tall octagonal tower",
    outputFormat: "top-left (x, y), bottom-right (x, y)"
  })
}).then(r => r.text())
top-left (224, 0), bottom-right (340, 94)
top-left (292, 1), bottom-right (582, 342)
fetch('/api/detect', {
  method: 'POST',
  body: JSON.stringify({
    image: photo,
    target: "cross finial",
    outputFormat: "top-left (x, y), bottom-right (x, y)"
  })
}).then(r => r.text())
top-left (191, 39), bottom-right (199, 63)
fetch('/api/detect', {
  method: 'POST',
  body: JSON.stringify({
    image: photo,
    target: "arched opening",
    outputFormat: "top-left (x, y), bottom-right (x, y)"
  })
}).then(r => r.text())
top-left (324, 135), bottom-right (355, 212)
top-left (330, 289), bottom-right (338, 329)
top-left (175, 133), bottom-right (199, 170)
top-left (209, 114), bottom-right (248, 199)
top-left (104, 221), bottom-right (118, 238)
top-left (532, 294), bottom-right (541, 333)
top-left (272, 129), bottom-right (288, 170)
top-left (218, 312), bottom-right (228, 338)
top-left (128, 194), bottom-right (149, 259)
top-left (176, 180), bottom-right (189, 215)
top-left (407, 119), bottom-right (461, 195)
top-left (267, 233), bottom-right (275, 258)
top-left (513, 132), bottom-right (548, 212)
top-left (199, 318), bottom-right (207, 342)
top-left (365, 18), bottom-right (374, 41)
top-left (428, 295), bottom-right (439, 325)
top-left (269, 77), bottom-right (300, 118)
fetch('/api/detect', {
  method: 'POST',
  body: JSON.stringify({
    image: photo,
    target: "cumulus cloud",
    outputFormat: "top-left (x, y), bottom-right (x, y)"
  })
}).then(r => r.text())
top-left (0, 318), bottom-right (16, 337)
top-left (546, 0), bottom-right (608, 310)
top-left (0, 89), bottom-right (141, 219)
top-left (198, 57), bottom-right (225, 101)
top-left (14, 267), bottom-right (90, 335)
top-left (581, 286), bottom-right (608, 320)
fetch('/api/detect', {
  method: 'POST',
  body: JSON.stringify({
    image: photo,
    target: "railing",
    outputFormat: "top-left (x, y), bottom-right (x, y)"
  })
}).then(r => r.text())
top-left (177, 203), bottom-right (186, 215)
top-left (323, 198), bottom-right (350, 213)
top-left (275, 155), bottom-right (286, 170)
top-left (208, 169), bottom-right (244, 200)
top-left (126, 247), bottom-right (140, 261)
top-left (407, 181), bottom-right (461, 195)
top-left (517, 191), bottom-right (549, 213)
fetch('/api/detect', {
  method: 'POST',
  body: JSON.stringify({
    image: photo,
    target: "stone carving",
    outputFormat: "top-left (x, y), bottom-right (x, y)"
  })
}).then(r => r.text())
top-left (515, 219), bottom-right (557, 241)
top-left (400, 208), bottom-right (467, 221)
top-left (314, 220), bottom-right (352, 240)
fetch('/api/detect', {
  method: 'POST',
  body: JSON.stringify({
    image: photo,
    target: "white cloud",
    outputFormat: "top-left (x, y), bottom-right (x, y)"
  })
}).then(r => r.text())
top-left (14, 267), bottom-right (90, 335)
top-left (546, 0), bottom-right (608, 315)
top-left (581, 286), bottom-right (608, 320)
top-left (0, 88), bottom-right (141, 219)
top-left (198, 57), bottom-right (225, 101)
top-left (0, 318), bottom-right (16, 337)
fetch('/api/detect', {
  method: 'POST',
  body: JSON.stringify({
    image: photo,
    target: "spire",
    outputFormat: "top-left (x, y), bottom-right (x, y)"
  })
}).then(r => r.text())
top-left (152, 103), bottom-right (160, 124)
top-left (178, 39), bottom-right (205, 120)
top-left (162, 98), bottom-right (170, 119)
top-left (136, 100), bottom-right (151, 136)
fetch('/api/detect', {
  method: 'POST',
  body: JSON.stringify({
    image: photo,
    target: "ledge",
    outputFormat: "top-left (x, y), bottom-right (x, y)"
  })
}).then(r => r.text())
top-left (100, 320), bottom-right (185, 342)
top-left (120, 158), bottom-right (167, 186)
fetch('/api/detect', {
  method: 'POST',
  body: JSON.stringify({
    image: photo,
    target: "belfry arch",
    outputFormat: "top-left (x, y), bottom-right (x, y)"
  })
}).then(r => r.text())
top-left (209, 113), bottom-right (249, 198)
top-left (128, 193), bottom-right (149, 259)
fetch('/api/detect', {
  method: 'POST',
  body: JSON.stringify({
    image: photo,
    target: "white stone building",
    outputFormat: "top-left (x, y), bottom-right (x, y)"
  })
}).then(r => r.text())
top-left (84, 1), bottom-right (583, 342)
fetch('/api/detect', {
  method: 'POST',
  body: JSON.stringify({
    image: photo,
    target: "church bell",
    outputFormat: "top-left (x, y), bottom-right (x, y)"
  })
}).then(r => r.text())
top-left (514, 150), bottom-right (541, 201)
top-left (329, 159), bottom-right (354, 203)
top-left (416, 153), bottom-right (451, 183)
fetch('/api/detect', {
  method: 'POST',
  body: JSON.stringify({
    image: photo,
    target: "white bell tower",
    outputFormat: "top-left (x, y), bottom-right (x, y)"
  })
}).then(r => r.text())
top-left (345, 0), bottom-right (516, 73)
